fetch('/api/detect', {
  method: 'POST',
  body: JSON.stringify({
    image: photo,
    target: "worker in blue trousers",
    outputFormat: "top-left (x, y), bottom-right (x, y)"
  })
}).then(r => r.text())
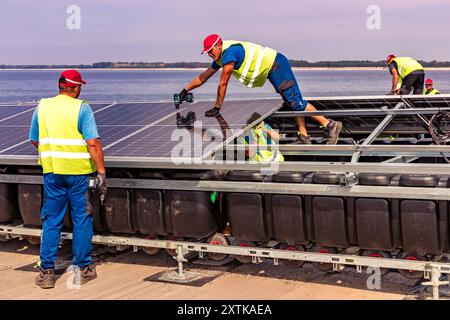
top-left (29, 70), bottom-right (107, 289)
top-left (179, 34), bottom-right (343, 145)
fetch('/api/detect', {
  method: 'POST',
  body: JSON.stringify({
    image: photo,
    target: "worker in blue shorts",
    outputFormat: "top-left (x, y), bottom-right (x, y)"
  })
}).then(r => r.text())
top-left (29, 70), bottom-right (107, 289)
top-left (179, 34), bottom-right (342, 144)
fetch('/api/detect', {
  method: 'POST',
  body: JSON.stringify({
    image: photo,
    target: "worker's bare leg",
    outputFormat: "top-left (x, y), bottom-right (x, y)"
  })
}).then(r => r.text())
top-left (295, 116), bottom-right (308, 136)
top-left (301, 103), bottom-right (342, 144)
top-left (304, 103), bottom-right (329, 127)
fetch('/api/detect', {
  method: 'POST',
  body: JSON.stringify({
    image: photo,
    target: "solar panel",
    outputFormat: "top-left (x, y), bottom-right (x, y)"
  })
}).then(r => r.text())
top-left (0, 126), bottom-right (29, 153)
top-left (0, 99), bottom-right (282, 160)
top-left (0, 105), bottom-right (35, 122)
top-left (104, 99), bottom-right (282, 158)
top-left (93, 102), bottom-right (174, 126)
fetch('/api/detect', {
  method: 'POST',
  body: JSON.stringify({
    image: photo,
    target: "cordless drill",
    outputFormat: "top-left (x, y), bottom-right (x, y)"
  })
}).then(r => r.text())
top-left (174, 92), bottom-right (194, 109)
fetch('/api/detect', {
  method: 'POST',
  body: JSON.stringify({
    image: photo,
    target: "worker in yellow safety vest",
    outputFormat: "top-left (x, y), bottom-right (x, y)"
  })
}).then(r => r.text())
top-left (29, 70), bottom-right (106, 289)
top-left (238, 112), bottom-right (284, 162)
top-left (424, 78), bottom-right (441, 95)
top-left (386, 54), bottom-right (425, 95)
top-left (179, 34), bottom-right (343, 145)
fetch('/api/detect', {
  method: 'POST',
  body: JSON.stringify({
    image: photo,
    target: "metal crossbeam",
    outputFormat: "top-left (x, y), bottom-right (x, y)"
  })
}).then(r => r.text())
top-left (0, 224), bottom-right (449, 299)
top-left (272, 107), bottom-right (450, 117)
top-left (2, 159), bottom-right (450, 174)
top-left (2, 175), bottom-right (450, 200)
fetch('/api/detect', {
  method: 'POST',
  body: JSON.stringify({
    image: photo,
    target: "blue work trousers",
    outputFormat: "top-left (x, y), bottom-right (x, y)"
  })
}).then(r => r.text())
top-left (39, 173), bottom-right (93, 270)
top-left (268, 53), bottom-right (309, 111)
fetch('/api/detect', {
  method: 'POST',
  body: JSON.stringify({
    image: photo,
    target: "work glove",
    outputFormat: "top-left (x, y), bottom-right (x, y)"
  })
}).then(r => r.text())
top-left (96, 172), bottom-right (107, 205)
top-left (179, 88), bottom-right (189, 102)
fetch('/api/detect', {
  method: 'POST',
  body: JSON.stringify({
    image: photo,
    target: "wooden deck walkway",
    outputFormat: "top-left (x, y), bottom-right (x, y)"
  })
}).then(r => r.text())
top-left (0, 239), bottom-right (422, 300)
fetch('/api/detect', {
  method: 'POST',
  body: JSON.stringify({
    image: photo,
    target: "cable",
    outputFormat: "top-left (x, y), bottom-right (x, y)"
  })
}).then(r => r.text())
top-left (429, 111), bottom-right (450, 163)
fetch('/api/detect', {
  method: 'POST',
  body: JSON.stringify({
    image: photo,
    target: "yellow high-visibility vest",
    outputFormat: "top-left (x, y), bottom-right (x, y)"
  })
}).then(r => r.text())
top-left (37, 95), bottom-right (96, 174)
top-left (238, 124), bottom-right (284, 162)
top-left (392, 57), bottom-right (424, 79)
top-left (215, 40), bottom-right (277, 88)
top-left (424, 88), bottom-right (440, 95)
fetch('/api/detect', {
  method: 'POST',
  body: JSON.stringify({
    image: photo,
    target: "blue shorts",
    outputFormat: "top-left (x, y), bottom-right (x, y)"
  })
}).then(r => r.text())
top-left (267, 53), bottom-right (308, 111)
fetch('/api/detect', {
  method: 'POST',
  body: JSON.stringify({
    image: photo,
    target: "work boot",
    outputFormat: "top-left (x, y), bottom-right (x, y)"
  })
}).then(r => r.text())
top-left (77, 265), bottom-right (97, 285)
top-left (35, 266), bottom-right (55, 289)
top-left (292, 134), bottom-right (312, 145)
top-left (325, 120), bottom-right (343, 144)
top-left (205, 107), bottom-right (220, 117)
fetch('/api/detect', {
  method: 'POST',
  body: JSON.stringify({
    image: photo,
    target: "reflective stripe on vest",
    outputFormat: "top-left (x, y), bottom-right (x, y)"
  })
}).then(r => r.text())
top-left (424, 88), bottom-right (440, 95)
top-left (37, 95), bottom-right (96, 174)
top-left (393, 57), bottom-right (424, 79)
top-left (238, 126), bottom-right (284, 162)
top-left (216, 41), bottom-right (277, 88)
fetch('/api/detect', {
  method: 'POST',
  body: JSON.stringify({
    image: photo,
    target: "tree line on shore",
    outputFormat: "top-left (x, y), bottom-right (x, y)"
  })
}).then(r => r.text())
top-left (2, 60), bottom-right (450, 69)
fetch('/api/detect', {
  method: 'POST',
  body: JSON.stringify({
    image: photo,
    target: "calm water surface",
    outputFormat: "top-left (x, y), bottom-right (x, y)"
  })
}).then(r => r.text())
top-left (1, 69), bottom-right (449, 104)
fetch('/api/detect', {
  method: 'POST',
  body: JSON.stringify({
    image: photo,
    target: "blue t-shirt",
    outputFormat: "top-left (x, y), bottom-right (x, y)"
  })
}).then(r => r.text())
top-left (211, 44), bottom-right (246, 70)
top-left (29, 102), bottom-right (100, 142)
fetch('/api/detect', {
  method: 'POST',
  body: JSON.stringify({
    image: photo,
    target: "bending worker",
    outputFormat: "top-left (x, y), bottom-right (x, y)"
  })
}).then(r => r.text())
top-left (424, 78), bottom-right (440, 95)
top-left (179, 34), bottom-right (343, 145)
top-left (29, 70), bottom-right (106, 289)
top-left (387, 54), bottom-right (425, 95)
top-left (238, 112), bottom-right (284, 162)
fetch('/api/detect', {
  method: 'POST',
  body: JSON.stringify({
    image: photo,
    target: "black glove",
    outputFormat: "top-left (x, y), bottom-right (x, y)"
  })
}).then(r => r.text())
top-left (96, 172), bottom-right (107, 205)
top-left (179, 88), bottom-right (189, 102)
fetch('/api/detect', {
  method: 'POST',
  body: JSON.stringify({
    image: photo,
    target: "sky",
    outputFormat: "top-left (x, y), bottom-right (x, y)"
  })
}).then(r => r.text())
top-left (1, 0), bottom-right (450, 64)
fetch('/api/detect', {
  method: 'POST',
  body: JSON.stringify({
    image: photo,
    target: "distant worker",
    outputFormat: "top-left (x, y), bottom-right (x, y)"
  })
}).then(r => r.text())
top-left (387, 54), bottom-right (425, 95)
top-left (424, 78), bottom-right (440, 95)
top-left (29, 70), bottom-right (106, 289)
top-left (179, 34), bottom-right (342, 144)
top-left (238, 112), bottom-right (284, 162)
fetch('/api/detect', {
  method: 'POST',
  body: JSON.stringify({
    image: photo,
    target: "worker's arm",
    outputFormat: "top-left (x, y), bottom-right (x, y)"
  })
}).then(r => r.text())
top-left (263, 127), bottom-right (281, 141)
top-left (185, 67), bottom-right (218, 91)
top-left (391, 68), bottom-right (400, 94)
top-left (29, 108), bottom-right (39, 149)
top-left (86, 138), bottom-right (105, 174)
top-left (215, 62), bottom-right (234, 108)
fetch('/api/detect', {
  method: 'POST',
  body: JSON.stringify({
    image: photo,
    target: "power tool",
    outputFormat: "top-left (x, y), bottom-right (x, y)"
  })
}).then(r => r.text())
top-left (174, 92), bottom-right (194, 109)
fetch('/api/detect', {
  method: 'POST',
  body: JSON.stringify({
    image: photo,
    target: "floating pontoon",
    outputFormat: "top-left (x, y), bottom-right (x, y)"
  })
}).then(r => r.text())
top-left (1, 95), bottom-right (450, 299)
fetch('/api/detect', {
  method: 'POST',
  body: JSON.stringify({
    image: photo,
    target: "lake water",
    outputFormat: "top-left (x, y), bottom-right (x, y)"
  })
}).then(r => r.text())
top-left (1, 69), bottom-right (449, 104)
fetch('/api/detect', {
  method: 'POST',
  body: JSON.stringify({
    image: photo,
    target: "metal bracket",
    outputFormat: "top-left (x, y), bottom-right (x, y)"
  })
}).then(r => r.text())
top-left (174, 244), bottom-right (188, 277)
top-left (333, 263), bottom-right (345, 272)
top-left (422, 266), bottom-right (449, 300)
top-left (341, 173), bottom-right (358, 186)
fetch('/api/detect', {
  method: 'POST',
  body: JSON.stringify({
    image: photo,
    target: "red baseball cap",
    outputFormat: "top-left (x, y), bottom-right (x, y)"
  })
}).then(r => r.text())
top-left (59, 69), bottom-right (87, 87)
top-left (386, 54), bottom-right (396, 63)
top-left (201, 34), bottom-right (222, 54)
top-left (425, 78), bottom-right (434, 85)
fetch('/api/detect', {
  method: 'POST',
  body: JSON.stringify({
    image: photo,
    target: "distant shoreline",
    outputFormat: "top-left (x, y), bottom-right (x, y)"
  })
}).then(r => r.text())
top-left (3, 67), bottom-right (450, 71)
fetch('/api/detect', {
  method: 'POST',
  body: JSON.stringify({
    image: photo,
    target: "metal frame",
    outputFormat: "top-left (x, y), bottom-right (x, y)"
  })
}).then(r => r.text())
top-left (2, 157), bottom-right (450, 174)
top-left (1, 174), bottom-right (450, 201)
top-left (272, 107), bottom-right (450, 117)
top-left (3, 95), bottom-right (450, 298)
top-left (0, 224), bottom-right (449, 299)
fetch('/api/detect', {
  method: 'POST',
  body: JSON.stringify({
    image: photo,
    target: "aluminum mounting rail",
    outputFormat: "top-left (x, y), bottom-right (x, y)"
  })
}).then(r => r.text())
top-left (2, 156), bottom-right (450, 174)
top-left (2, 175), bottom-right (450, 200)
top-left (271, 107), bottom-right (450, 117)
